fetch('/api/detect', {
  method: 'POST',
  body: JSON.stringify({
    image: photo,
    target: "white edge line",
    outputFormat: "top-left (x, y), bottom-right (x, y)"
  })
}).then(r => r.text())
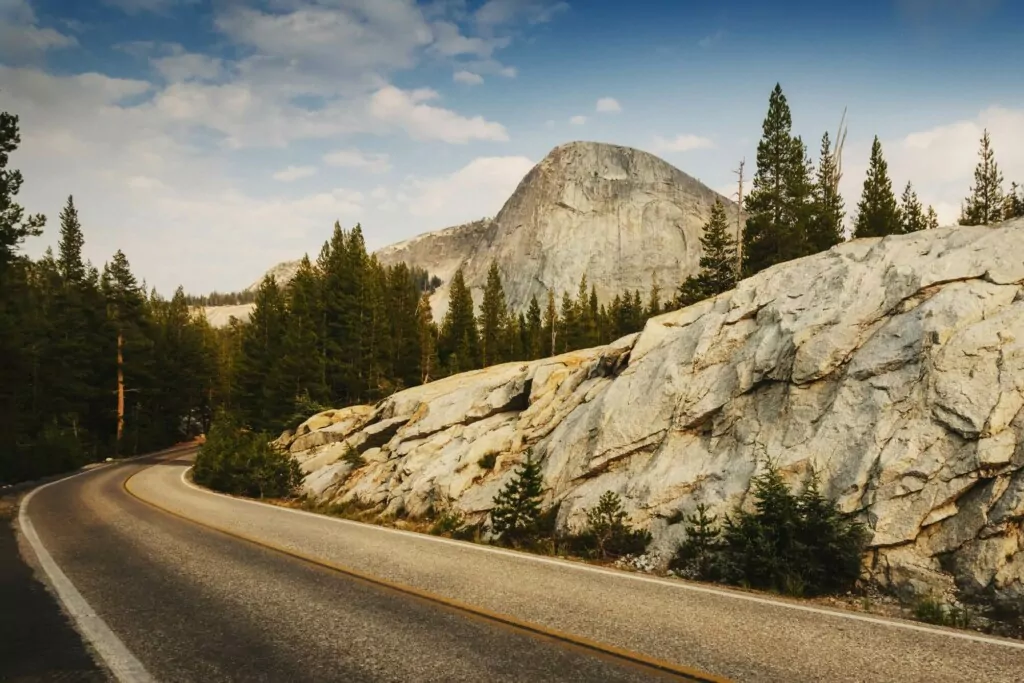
top-left (174, 466), bottom-right (1024, 652)
top-left (19, 464), bottom-right (159, 683)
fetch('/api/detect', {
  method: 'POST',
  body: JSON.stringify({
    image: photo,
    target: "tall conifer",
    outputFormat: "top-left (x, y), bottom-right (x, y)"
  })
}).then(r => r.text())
top-left (853, 137), bottom-right (901, 238)
top-left (807, 132), bottom-right (845, 251)
top-left (959, 129), bottom-right (1004, 226)
top-left (899, 182), bottom-right (927, 233)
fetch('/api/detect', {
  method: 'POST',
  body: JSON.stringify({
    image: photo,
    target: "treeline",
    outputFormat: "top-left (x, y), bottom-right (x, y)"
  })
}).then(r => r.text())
top-left (0, 110), bottom-right (228, 484)
top-left (184, 290), bottom-right (257, 307)
top-left (183, 266), bottom-right (442, 308)
top-left (224, 223), bottom-right (663, 435)
top-left (677, 83), bottom-right (1023, 307)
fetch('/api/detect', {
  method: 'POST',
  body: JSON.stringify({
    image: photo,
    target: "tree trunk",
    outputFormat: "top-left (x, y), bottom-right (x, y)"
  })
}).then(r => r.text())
top-left (116, 329), bottom-right (124, 454)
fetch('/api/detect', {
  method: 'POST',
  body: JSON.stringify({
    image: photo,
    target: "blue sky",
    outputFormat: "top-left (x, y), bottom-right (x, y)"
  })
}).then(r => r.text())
top-left (2, 0), bottom-right (1022, 295)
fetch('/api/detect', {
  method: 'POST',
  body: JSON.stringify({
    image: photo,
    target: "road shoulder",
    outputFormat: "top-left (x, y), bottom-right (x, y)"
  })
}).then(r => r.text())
top-left (0, 495), bottom-right (109, 682)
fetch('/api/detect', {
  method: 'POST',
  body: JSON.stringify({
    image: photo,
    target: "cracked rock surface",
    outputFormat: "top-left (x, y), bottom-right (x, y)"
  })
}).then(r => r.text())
top-left (282, 219), bottom-right (1024, 607)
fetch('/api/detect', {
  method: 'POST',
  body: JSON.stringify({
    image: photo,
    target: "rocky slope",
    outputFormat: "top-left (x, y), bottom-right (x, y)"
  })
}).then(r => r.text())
top-left (278, 219), bottom-right (1024, 608)
top-left (205, 141), bottom-right (738, 325)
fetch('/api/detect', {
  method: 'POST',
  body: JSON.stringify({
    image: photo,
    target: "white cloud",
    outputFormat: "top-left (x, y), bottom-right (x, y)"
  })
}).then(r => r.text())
top-left (404, 155), bottom-right (534, 221)
top-left (500, 65), bottom-right (518, 78)
top-left (323, 148), bottom-right (391, 174)
top-left (0, 0), bottom-right (77, 61)
top-left (431, 20), bottom-right (507, 57)
top-left (652, 134), bottom-right (715, 153)
top-left (368, 85), bottom-right (508, 143)
top-left (840, 106), bottom-right (1024, 226)
top-left (596, 97), bottom-right (621, 113)
top-left (698, 30), bottom-right (724, 48)
top-left (453, 70), bottom-right (484, 85)
top-left (272, 165), bottom-right (318, 182)
top-left (544, 119), bottom-right (555, 128)
top-left (103, 0), bottom-right (197, 14)
top-left (475, 0), bottom-right (570, 31)
top-left (569, 115), bottom-right (587, 125)
top-left (153, 49), bottom-right (226, 83)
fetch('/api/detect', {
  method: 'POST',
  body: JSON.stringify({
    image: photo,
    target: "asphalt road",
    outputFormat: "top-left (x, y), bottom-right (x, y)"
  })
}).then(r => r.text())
top-left (16, 453), bottom-right (702, 683)
top-left (17, 449), bottom-right (1024, 683)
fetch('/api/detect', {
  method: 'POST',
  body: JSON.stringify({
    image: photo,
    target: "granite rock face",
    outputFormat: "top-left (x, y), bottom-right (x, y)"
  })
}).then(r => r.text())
top-left (206, 141), bottom-right (739, 325)
top-left (283, 219), bottom-right (1024, 607)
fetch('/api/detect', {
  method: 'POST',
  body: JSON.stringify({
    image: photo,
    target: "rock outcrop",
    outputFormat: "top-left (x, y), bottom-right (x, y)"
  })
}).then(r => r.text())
top-left (281, 219), bottom-right (1024, 607)
top-left (205, 142), bottom-right (739, 326)
top-left (445, 141), bottom-right (738, 316)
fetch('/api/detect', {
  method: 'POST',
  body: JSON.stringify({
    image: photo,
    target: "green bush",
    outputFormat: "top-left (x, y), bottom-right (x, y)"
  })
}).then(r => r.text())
top-left (675, 460), bottom-right (868, 596)
top-left (342, 443), bottom-right (364, 467)
top-left (477, 452), bottom-right (498, 470)
top-left (670, 503), bottom-right (723, 580)
top-left (193, 412), bottom-right (302, 499)
top-left (913, 597), bottom-right (973, 629)
top-left (490, 452), bottom-right (545, 546)
top-left (568, 491), bottom-right (651, 560)
top-left (429, 508), bottom-right (466, 536)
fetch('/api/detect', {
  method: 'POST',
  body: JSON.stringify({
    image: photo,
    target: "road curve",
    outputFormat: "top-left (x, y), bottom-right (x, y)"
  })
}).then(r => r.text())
top-left (19, 451), bottom-right (704, 683)
top-left (21, 449), bottom-right (1024, 683)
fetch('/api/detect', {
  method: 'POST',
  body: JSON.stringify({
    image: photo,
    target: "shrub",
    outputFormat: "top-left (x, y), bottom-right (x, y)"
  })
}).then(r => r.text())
top-left (571, 491), bottom-right (652, 560)
top-left (490, 452), bottom-right (545, 546)
top-left (913, 597), bottom-right (973, 629)
top-left (670, 503), bottom-right (722, 580)
top-left (429, 508), bottom-right (466, 536)
top-left (676, 459), bottom-right (868, 596)
top-left (193, 411), bottom-right (302, 499)
top-left (284, 391), bottom-right (332, 433)
top-left (342, 443), bottom-right (364, 467)
top-left (478, 452), bottom-right (498, 470)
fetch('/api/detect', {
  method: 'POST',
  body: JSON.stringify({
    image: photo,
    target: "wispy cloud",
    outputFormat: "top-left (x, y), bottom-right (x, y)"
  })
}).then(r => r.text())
top-left (272, 165), bottom-right (317, 182)
top-left (322, 148), bottom-right (391, 174)
top-left (453, 70), bottom-right (484, 85)
top-left (697, 30), bottom-right (724, 48)
top-left (596, 97), bottom-right (621, 113)
top-left (569, 115), bottom-right (587, 125)
top-left (652, 134), bottom-right (715, 153)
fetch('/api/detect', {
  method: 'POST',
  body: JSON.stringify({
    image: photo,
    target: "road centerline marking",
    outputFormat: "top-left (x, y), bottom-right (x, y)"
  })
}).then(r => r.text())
top-left (126, 464), bottom-right (728, 683)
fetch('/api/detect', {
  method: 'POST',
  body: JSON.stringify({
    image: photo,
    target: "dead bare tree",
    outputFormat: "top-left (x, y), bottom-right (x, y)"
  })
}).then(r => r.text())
top-left (833, 107), bottom-right (849, 238)
top-left (732, 158), bottom-right (745, 278)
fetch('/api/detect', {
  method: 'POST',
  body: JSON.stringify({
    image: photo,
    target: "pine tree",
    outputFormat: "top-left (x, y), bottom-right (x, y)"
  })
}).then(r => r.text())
top-left (927, 205), bottom-right (940, 229)
top-left (543, 289), bottom-right (557, 357)
top-left (959, 129), bottom-right (1004, 226)
top-left (646, 277), bottom-right (661, 318)
top-left (386, 263), bottom-right (423, 390)
top-left (56, 196), bottom-right (86, 284)
top-left (678, 199), bottom-right (738, 307)
top-left (672, 503), bottom-right (722, 580)
top-left (479, 261), bottom-right (507, 367)
top-left (416, 293), bottom-right (439, 383)
top-left (0, 109), bottom-right (45, 274)
top-left (1002, 181), bottom-right (1024, 220)
top-left (807, 132), bottom-right (845, 252)
top-left (362, 258), bottom-right (392, 399)
top-left (899, 181), bottom-right (927, 233)
top-left (559, 291), bottom-right (576, 353)
top-left (525, 294), bottom-right (543, 359)
top-left (742, 84), bottom-right (812, 276)
top-left (490, 452), bottom-right (545, 546)
top-left (853, 136), bottom-right (901, 238)
top-left (439, 268), bottom-right (479, 374)
top-left (235, 275), bottom-right (289, 432)
top-left (280, 256), bottom-right (327, 404)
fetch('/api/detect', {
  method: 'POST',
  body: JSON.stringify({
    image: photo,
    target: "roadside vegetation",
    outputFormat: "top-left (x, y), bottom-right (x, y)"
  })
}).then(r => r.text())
top-left (670, 459), bottom-right (867, 597)
top-left (192, 412), bottom-right (301, 499)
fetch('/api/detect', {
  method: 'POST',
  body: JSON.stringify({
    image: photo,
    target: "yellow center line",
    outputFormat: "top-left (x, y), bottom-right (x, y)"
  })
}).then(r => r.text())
top-left (123, 462), bottom-right (731, 683)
